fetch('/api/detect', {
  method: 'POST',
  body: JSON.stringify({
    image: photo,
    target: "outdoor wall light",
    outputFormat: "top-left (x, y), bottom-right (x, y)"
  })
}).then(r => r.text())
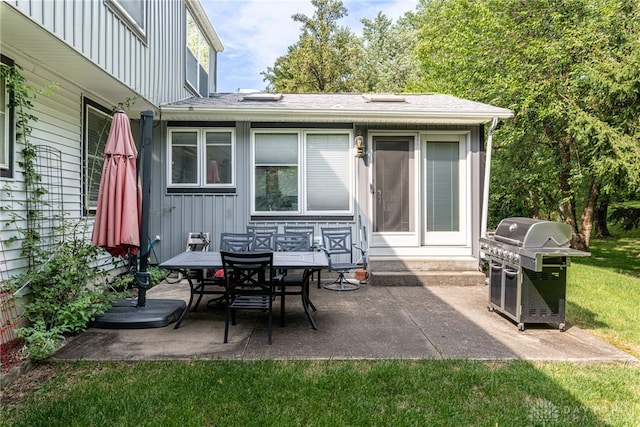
top-left (355, 131), bottom-right (365, 158)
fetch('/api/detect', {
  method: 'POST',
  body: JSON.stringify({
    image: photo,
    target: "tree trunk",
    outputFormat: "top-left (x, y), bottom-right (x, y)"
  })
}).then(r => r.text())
top-left (594, 196), bottom-right (611, 238)
top-left (572, 178), bottom-right (599, 251)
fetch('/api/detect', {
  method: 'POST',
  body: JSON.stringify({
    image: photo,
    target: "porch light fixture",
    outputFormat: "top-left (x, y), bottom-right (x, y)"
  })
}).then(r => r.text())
top-left (354, 131), bottom-right (365, 158)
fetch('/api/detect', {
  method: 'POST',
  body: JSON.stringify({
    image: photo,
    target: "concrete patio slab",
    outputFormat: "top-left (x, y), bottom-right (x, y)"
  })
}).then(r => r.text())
top-left (52, 280), bottom-right (638, 363)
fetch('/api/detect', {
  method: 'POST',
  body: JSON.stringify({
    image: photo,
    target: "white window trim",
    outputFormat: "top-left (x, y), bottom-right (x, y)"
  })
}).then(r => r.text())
top-left (167, 127), bottom-right (236, 188)
top-left (250, 129), bottom-right (355, 216)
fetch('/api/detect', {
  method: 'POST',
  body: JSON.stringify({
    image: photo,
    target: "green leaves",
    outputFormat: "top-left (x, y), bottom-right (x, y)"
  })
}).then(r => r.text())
top-left (414, 0), bottom-right (640, 246)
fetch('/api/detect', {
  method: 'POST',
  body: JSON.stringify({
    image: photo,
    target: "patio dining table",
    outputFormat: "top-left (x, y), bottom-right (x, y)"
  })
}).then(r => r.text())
top-left (159, 251), bottom-right (328, 329)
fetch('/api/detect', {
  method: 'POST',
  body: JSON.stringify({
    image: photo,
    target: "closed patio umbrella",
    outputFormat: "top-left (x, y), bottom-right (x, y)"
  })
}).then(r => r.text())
top-left (91, 110), bottom-right (185, 328)
top-left (91, 110), bottom-right (140, 257)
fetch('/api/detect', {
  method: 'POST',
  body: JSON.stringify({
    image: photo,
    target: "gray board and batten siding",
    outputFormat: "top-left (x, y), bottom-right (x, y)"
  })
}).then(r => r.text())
top-left (148, 119), bottom-right (486, 263)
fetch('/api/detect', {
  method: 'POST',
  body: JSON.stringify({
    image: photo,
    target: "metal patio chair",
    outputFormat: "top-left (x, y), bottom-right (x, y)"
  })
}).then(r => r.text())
top-left (320, 226), bottom-right (366, 291)
top-left (247, 225), bottom-right (278, 251)
top-left (221, 251), bottom-right (276, 345)
top-left (274, 233), bottom-right (318, 328)
top-left (219, 232), bottom-right (254, 252)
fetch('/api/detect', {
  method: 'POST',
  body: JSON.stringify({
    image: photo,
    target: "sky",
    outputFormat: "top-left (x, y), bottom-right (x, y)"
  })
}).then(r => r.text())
top-left (201, 0), bottom-right (418, 93)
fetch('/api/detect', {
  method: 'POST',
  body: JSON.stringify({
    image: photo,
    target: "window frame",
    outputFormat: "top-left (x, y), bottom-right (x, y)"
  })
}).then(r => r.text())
top-left (167, 127), bottom-right (236, 190)
top-left (82, 98), bottom-right (113, 215)
top-left (104, 0), bottom-right (148, 41)
top-left (250, 129), bottom-right (354, 216)
top-left (185, 8), bottom-right (211, 97)
top-left (0, 54), bottom-right (15, 179)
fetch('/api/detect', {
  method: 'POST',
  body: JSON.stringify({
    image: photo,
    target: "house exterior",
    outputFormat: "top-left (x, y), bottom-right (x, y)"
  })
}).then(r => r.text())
top-left (155, 93), bottom-right (512, 285)
top-left (0, 0), bottom-right (222, 279)
top-left (1, 0), bottom-right (513, 287)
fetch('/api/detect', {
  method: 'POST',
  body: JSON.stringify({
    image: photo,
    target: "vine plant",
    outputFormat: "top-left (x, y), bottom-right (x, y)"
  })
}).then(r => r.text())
top-left (0, 62), bottom-right (127, 360)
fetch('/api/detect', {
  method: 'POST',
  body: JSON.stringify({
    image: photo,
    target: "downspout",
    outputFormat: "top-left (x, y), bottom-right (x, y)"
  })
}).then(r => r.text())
top-left (481, 117), bottom-right (500, 238)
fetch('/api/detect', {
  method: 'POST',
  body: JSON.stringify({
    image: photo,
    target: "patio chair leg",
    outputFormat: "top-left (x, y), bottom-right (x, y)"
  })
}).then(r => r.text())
top-left (322, 273), bottom-right (360, 291)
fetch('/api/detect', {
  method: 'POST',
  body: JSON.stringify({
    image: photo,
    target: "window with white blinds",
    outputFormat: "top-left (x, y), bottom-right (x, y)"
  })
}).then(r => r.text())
top-left (426, 142), bottom-right (459, 232)
top-left (252, 130), bottom-right (352, 215)
top-left (306, 133), bottom-right (350, 211)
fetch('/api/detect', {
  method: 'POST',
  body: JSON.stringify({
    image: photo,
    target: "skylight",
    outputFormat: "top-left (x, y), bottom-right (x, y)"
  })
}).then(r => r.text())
top-left (363, 94), bottom-right (406, 102)
top-left (242, 93), bottom-right (283, 101)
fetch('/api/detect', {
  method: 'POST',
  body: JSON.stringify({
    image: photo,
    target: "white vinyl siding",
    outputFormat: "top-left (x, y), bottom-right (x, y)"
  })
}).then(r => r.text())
top-left (251, 130), bottom-right (353, 215)
top-left (168, 128), bottom-right (235, 188)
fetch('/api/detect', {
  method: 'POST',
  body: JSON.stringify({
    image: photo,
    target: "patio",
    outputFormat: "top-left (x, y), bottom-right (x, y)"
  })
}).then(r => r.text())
top-left (53, 281), bottom-right (637, 363)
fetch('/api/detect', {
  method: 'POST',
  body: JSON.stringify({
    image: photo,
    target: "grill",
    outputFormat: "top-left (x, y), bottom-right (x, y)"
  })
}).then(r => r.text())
top-left (479, 217), bottom-right (589, 331)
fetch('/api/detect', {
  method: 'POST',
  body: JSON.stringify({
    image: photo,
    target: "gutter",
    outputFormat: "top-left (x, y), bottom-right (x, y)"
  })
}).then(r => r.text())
top-left (481, 117), bottom-right (501, 238)
top-left (160, 105), bottom-right (514, 125)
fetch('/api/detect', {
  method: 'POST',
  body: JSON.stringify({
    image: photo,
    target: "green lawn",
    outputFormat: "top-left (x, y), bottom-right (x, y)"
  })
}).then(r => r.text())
top-left (567, 227), bottom-right (640, 358)
top-left (3, 228), bottom-right (640, 426)
top-left (3, 360), bottom-right (639, 426)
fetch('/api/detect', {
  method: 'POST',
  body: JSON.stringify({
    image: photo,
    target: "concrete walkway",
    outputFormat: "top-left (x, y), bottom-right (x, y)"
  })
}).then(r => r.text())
top-left (53, 280), bottom-right (637, 363)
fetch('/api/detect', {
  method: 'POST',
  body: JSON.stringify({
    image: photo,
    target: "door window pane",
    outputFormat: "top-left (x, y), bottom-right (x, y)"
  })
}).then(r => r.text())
top-left (426, 142), bottom-right (459, 231)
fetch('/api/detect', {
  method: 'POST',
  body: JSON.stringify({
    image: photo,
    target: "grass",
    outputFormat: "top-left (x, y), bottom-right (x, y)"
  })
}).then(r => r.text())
top-left (567, 226), bottom-right (640, 358)
top-left (2, 360), bottom-right (639, 426)
top-left (3, 226), bottom-right (640, 426)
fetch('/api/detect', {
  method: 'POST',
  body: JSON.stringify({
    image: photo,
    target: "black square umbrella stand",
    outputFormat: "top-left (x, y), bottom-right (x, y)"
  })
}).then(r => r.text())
top-left (92, 110), bottom-right (185, 329)
top-left (91, 299), bottom-right (185, 329)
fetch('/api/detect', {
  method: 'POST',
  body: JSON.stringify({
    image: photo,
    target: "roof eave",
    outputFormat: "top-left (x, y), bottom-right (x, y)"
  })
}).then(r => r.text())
top-left (160, 106), bottom-right (514, 124)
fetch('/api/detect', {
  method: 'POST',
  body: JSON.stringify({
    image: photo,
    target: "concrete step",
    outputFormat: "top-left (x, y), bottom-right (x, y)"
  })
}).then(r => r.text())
top-left (368, 257), bottom-right (479, 272)
top-left (368, 270), bottom-right (486, 287)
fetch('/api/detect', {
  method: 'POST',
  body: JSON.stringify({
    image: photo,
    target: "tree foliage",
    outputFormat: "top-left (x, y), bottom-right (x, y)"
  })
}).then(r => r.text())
top-left (262, 0), bottom-right (420, 93)
top-left (263, 0), bottom-right (362, 92)
top-left (415, 0), bottom-right (640, 249)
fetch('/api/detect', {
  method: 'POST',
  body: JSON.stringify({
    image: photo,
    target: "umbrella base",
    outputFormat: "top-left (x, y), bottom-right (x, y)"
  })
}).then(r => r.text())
top-left (91, 299), bottom-right (186, 329)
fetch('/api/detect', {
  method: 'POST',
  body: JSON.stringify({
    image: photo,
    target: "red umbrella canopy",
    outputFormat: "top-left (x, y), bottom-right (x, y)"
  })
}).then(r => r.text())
top-left (91, 111), bottom-right (141, 257)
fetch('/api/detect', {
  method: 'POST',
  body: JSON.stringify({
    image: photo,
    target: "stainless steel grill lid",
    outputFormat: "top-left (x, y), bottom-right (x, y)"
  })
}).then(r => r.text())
top-left (493, 217), bottom-right (572, 248)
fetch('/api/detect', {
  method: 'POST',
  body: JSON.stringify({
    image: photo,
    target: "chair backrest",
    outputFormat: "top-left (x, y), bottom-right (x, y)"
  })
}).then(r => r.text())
top-left (185, 232), bottom-right (210, 252)
top-left (283, 225), bottom-right (314, 249)
top-left (275, 233), bottom-right (309, 252)
top-left (221, 251), bottom-right (274, 291)
top-left (219, 233), bottom-right (254, 252)
top-left (321, 227), bottom-right (354, 260)
top-left (247, 225), bottom-right (278, 251)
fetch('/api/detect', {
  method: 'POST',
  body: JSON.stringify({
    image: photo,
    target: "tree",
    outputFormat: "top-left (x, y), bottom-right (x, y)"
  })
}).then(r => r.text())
top-left (359, 12), bottom-right (422, 93)
top-left (263, 0), bottom-right (363, 92)
top-left (415, 0), bottom-right (640, 249)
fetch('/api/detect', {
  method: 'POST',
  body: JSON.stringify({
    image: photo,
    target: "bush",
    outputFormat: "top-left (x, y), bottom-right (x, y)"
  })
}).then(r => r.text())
top-left (15, 222), bottom-right (123, 360)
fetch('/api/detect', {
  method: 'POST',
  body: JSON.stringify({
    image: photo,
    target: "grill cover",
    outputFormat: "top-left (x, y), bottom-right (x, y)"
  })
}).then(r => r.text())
top-left (494, 217), bottom-right (571, 248)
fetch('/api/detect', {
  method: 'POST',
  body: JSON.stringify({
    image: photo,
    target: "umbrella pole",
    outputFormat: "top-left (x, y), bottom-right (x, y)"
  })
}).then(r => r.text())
top-left (135, 110), bottom-right (154, 307)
